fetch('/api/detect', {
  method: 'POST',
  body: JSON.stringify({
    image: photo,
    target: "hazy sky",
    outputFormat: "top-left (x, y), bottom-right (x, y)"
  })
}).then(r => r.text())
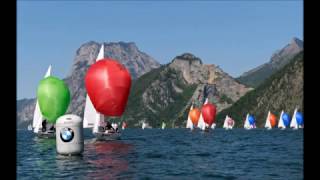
top-left (17, 1), bottom-right (303, 99)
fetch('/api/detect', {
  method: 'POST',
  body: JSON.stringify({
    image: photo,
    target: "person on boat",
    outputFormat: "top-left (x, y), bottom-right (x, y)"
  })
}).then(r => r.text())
top-left (49, 124), bottom-right (55, 132)
top-left (42, 119), bottom-right (47, 132)
top-left (104, 121), bottom-right (115, 133)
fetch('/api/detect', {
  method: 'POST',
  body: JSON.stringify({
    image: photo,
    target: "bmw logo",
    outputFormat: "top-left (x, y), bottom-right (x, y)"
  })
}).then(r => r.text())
top-left (60, 127), bottom-right (74, 142)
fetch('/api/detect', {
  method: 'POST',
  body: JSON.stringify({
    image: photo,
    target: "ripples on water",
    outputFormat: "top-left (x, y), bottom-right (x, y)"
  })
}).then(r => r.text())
top-left (17, 128), bottom-right (303, 179)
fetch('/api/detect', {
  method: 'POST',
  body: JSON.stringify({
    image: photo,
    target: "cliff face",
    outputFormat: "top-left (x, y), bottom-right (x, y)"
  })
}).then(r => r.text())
top-left (117, 53), bottom-right (251, 128)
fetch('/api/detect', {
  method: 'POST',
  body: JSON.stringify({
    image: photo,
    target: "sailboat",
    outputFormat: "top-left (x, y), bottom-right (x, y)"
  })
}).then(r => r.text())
top-left (83, 44), bottom-right (120, 141)
top-left (264, 111), bottom-right (272, 130)
top-left (32, 65), bottom-right (55, 138)
top-left (223, 115), bottom-right (229, 129)
top-left (296, 111), bottom-right (304, 129)
top-left (227, 117), bottom-right (235, 129)
top-left (186, 104), bottom-right (194, 130)
top-left (278, 111), bottom-right (286, 130)
top-left (199, 98), bottom-right (217, 131)
top-left (290, 108), bottom-right (299, 130)
top-left (161, 122), bottom-right (166, 129)
top-left (244, 113), bottom-right (254, 130)
top-left (141, 122), bottom-right (152, 129)
top-left (223, 115), bottom-right (234, 130)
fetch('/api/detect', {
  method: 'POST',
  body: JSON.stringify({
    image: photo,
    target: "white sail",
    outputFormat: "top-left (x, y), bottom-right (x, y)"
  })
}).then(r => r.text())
top-left (33, 65), bottom-right (52, 133)
top-left (186, 104), bottom-right (194, 129)
top-left (223, 115), bottom-right (229, 129)
top-left (96, 44), bottom-right (104, 61)
top-left (33, 101), bottom-right (42, 132)
top-left (83, 95), bottom-right (97, 128)
top-left (278, 110), bottom-right (286, 129)
top-left (142, 122), bottom-right (146, 130)
top-left (161, 122), bottom-right (166, 129)
top-left (290, 108), bottom-right (298, 129)
top-left (83, 44), bottom-right (105, 132)
top-left (264, 111), bottom-right (272, 129)
top-left (211, 123), bottom-right (216, 129)
top-left (204, 98), bottom-right (208, 104)
top-left (198, 98), bottom-right (208, 130)
top-left (93, 113), bottom-right (104, 133)
top-left (198, 114), bottom-right (206, 130)
top-left (244, 114), bottom-right (251, 129)
top-left (45, 65), bottom-right (51, 77)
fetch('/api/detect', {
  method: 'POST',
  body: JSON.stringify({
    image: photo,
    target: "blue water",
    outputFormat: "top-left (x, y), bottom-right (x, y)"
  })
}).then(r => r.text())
top-left (17, 128), bottom-right (303, 179)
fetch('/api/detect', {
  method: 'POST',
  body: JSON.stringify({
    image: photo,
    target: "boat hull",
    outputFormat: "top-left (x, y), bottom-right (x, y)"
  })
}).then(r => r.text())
top-left (36, 131), bottom-right (56, 138)
top-left (94, 132), bottom-right (121, 141)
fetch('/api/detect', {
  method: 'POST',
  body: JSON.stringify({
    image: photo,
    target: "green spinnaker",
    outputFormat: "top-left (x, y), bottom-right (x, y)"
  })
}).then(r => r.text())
top-left (37, 76), bottom-right (70, 123)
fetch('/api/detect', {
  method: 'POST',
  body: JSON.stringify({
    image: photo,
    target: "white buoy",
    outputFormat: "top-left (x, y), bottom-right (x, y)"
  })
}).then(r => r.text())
top-left (56, 114), bottom-right (84, 156)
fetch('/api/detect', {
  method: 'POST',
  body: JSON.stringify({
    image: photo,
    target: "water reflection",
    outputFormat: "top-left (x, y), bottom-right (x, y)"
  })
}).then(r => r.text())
top-left (33, 137), bottom-right (56, 152)
top-left (30, 138), bottom-right (57, 179)
top-left (85, 141), bottom-right (133, 179)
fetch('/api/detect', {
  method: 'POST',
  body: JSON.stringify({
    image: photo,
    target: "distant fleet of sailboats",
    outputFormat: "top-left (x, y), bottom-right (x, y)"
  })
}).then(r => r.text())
top-left (185, 98), bottom-right (217, 131)
top-left (183, 102), bottom-right (303, 130)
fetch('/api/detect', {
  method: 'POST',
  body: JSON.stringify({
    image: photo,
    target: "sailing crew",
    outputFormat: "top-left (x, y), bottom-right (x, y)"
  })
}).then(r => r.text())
top-left (42, 119), bottom-right (47, 132)
top-left (105, 121), bottom-right (115, 133)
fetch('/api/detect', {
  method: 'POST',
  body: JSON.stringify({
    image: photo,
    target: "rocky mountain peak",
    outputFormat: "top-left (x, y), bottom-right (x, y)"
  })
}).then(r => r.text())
top-left (172, 53), bottom-right (203, 64)
top-left (72, 41), bottom-right (160, 79)
top-left (270, 37), bottom-right (303, 64)
top-left (237, 37), bottom-right (303, 87)
top-left (291, 37), bottom-right (303, 49)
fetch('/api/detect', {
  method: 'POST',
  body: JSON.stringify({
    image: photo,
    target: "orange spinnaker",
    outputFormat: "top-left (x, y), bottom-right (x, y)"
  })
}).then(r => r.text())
top-left (270, 113), bottom-right (277, 127)
top-left (189, 108), bottom-right (201, 126)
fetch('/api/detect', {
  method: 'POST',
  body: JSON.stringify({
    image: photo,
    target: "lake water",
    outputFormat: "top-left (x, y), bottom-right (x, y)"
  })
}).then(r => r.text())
top-left (17, 128), bottom-right (303, 179)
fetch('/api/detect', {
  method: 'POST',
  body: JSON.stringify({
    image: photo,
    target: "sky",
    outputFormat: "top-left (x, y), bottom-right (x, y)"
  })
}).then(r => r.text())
top-left (17, 1), bottom-right (303, 100)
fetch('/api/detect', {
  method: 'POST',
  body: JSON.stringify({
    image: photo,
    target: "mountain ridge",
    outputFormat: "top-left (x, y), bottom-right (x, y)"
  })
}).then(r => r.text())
top-left (217, 51), bottom-right (303, 127)
top-left (237, 37), bottom-right (303, 87)
top-left (114, 53), bottom-right (251, 128)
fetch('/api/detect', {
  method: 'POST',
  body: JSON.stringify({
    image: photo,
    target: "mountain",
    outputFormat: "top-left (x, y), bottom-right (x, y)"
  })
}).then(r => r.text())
top-left (17, 41), bottom-right (160, 129)
top-left (217, 51), bottom-right (303, 128)
top-left (16, 98), bottom-right (36, 129)
top-left (237, 37), bottom-right (303, 87)
top-left (111, 53), bottom-right (251, 128)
